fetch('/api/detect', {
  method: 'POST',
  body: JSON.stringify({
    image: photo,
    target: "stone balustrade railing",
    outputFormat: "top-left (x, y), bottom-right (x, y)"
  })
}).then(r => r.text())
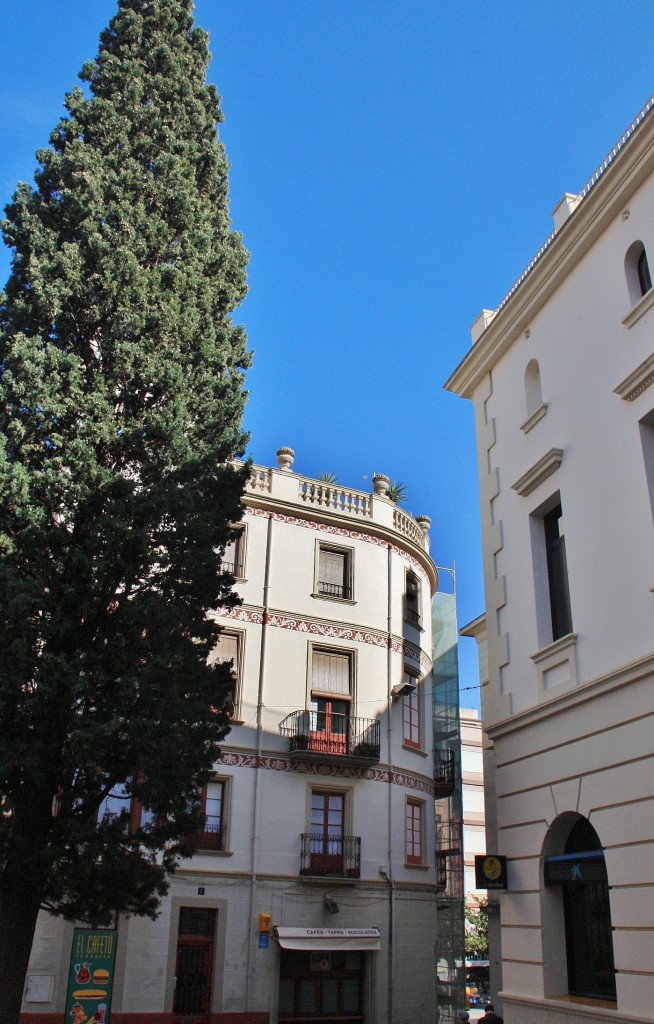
top-left (297, 479), bottom-right (372, 517)
top-left (392, 506), bottom-right (427, 546)
top-left (241, 460), bottom-right (430, 554)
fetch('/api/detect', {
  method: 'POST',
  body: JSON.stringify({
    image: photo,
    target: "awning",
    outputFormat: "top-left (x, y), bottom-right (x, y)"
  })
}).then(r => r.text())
top-left (274, 927), bottom-right (381, 951)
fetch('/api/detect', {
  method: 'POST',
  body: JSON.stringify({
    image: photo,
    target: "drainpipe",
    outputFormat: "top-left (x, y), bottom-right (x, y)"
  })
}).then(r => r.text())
top-left (245, 511), bottom-right (273, 1010)
top-left (385, 542), bottom-right (395, 1024)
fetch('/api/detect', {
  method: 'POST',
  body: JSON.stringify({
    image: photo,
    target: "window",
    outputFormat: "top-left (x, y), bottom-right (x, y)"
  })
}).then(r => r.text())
top-left (405, 799), bottom-right (424, 865)
top-left (279, 950), bottom-right (364, 1021)
top-left (196, 780), bottom-right (226, 851)
top-left (402, 673), bottom-right (421, 749)
top-left (301, 788), bottom-right (360, 877)
top-left (97, 781), bottom-right (153, 833)
top-left (310, 648), bottom-right (352, 754)
top-left (638, 247), bottom-right (652, 296)
top-left (625, 240), bottom-right (652, 304)
top-left (525, 359), bottom-right (543, 417)
top-left (221, 527), bottom-right (245, 578)
top-left (309, 790), bottom-right (345, 874)
top-left (405, 572), bottom-right (421, 626)
top-left (639, 409), bottom-right (654, 526)
top-left (209, 631), bottom-right (243, 718)
top-left (316, 544), bottom-right (352, 600)
top-left (544, 504), bottom-right (573, 640)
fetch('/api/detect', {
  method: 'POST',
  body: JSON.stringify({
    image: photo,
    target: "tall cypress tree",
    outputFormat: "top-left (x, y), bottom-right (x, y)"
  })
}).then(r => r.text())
top-left (0, 3), bottom-right (250, 1019)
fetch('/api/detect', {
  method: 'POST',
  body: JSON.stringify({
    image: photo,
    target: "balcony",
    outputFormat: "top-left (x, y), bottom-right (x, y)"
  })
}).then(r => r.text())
top-left (300, 833), bottom-right (361, 879)
top-left (433, 748), bottom-right (455, 797)
top-left (279, 711), bottom-right (381, 766)
top-left (183, 824), bottom-right (223, 853)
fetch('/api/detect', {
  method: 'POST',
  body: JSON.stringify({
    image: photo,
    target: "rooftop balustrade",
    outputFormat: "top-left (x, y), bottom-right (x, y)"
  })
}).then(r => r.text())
top-left (239, 455), bottom-right (432, 558)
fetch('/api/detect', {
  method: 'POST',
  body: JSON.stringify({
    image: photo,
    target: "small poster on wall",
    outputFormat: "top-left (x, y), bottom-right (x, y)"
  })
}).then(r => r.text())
top-left (64, 929), bottom-right (117, 1024)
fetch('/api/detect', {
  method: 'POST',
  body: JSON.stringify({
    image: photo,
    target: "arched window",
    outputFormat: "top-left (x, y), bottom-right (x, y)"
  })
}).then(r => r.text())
top-left (525, 359), bottom-right (543, 417)
top-left (637, 247), bottom-right (652, 295)
top-left (625, 240), bottom-right (652, 304)
top-left (542, 815), bottom-right (616, 1002)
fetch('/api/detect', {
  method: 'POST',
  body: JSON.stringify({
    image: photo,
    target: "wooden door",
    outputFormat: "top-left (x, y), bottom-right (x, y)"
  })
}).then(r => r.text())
top-left (173, 908), bottom-right (216, 1021)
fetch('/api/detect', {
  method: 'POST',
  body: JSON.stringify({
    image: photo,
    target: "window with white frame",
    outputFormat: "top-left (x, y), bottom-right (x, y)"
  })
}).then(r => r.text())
top-left (402, 673), bottom-right (421, 749)
top-left (404, 571), bottom-right (421, 626)
top-left (196, 779), bottom-right (227, 851)
top-left (625, 239), bottom-right (653, 304)
top-left (209, 631), bottom-right (243, 718)
top-left (309, 648), bottom-right (352, 754)
top-left (316, 543), bottom-right (352, 600)
top-left (221, 526), bottom-right (245, 578)
top-left (530, 495), bottom-right (573, 646)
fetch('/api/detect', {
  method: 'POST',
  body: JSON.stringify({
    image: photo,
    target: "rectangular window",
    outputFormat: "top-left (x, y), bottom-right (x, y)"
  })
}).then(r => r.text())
top-left (317, 544), bottom-right (352, 600)
top-left (98, 781), bottom-right (152, 833)
top-left (210, 631), bottom-right (243, 718)
top-left (310, 649), bottom-right (352, 754)
top-left (405, 799), bottom-right (424, 865)
top-left (222, 527), bottom-right (245, 578)
top-left (639, 410), bottom-right (654, 526)
top-left (196, 780), bottom-right (225, 851)
top-left (402, 677), bottom-right (421, 749)
top-left (405, 572), bottom-right (421, 626)
top-left (308, 790), bottom-right (345, 875)
top-left (544, 504), bottom-right (572, 640)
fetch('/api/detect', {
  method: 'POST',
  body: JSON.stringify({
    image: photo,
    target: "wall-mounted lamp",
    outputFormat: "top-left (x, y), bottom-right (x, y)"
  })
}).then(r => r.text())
top-left (391, 680), bottom-right (416, 702)
top-left (324, 896), bottom-right (340, 915)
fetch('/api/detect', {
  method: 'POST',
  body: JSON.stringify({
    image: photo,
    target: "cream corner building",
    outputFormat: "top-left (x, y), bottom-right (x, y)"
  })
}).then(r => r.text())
top-left (23, 450), bottom-right (441, 1024)
top-left (447, 97), bottom-right (654, 1023)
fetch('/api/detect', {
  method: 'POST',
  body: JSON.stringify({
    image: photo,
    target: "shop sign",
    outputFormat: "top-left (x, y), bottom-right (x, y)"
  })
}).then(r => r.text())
top-left (64, 928), bottom-right (117, 1024)
top-left (475, 855), bottom-right (508, 890)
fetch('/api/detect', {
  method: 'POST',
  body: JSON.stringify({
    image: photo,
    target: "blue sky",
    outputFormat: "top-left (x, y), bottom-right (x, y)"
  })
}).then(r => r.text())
top-left (2, 2), bottom-right (653, 708)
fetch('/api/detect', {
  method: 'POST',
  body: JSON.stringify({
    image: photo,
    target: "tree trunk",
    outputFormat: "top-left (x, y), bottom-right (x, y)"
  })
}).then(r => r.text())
top-left (0, 883), bottom-right (43, 1024)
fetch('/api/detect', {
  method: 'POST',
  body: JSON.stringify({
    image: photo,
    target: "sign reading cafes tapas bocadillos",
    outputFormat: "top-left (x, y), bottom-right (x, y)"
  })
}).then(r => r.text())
top-left (64, 929), bottom-right (117, 1024)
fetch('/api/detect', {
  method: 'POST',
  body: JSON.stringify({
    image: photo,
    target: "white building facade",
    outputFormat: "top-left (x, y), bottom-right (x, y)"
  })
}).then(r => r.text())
top-left (460, 707), bottom-right (486, 905)
top-left (23, 451), bottom-right (440, 1024)
top-left (447, 98), bottom-right (654, 1024)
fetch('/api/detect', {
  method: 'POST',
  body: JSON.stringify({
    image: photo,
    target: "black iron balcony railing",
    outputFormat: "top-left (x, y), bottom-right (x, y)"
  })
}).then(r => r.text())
top-left (433, 748), bottom-right (455, 796)
top-left (279, 711), bottom-right (381, 763)
top-left (436, 851), bottom-right (448, 891)
top-left (405, 604), bottom-right (421, 625)
top-left (300, 833), bottom-right (361, 878)
top-left (184, 823), bottom-right (223, 853)
top-left (221, 560), bottom-right (242, 577)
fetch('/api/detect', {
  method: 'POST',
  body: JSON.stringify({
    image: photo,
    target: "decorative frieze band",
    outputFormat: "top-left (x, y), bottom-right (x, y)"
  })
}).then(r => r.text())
top-left (218, 750), bottom-right (434, 795)
top-left (244, 506), bottom-right (426, 577)
top-left (221, 606), bottom-right (432, 673)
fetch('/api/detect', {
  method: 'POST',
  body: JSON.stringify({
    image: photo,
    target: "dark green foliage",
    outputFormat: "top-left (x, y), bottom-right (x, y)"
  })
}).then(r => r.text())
top-left (0, 0), bottom-right (250, 945)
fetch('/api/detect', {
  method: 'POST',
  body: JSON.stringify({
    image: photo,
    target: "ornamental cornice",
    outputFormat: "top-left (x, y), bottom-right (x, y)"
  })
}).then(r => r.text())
top-left (242, 500), bottom-right (438, 593)
top-left (613, 351), bottom-right (654, 401)
top-left (445, 110), bottom-right (654, 399)
top-left (511, 448), bottom-right (563, 497)
top-left (486, 648), bottom-right (654, 741)
top-left (218, 605), bottom-right (433, 674)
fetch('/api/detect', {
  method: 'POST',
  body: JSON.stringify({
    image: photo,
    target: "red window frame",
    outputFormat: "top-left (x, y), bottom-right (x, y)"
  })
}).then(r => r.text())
top-left (406, 800), bottom-right (423, 865)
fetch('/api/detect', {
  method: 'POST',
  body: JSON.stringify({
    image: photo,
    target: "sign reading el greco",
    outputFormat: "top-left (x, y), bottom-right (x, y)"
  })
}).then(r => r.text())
top-left (65, 929), bottom-right (117, 1024)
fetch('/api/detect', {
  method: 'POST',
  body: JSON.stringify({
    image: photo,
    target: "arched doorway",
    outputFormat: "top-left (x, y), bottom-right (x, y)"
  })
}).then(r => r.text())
top-left (543, 816), bottom-right (616, 1002)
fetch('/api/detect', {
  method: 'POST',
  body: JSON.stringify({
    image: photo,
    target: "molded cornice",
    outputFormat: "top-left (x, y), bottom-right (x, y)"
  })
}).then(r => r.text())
top-left (445, 108), bottom-right (654, 399)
